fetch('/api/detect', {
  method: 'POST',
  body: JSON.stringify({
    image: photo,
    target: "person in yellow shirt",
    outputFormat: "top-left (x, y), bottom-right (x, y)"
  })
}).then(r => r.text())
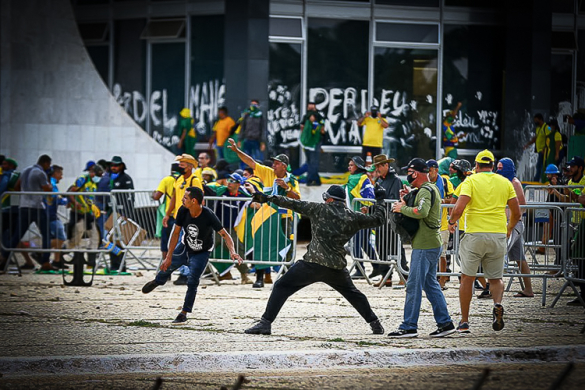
top-left (227, 138), bottom-right (300, 287)
top-left (448, 150), bottom-right (520, 334)
top-left (163, 154), bottom-right (204, 285)
top-left (358, 105), bottom-right (389, 160)
top-left (209, 106), bottom-right (236, 159)
top-left (524, 113), bottom-right (551, 182)
top-left (194, 152), bottom-right (217, 182)
top-left (153, 163), bottom-right (181, 260)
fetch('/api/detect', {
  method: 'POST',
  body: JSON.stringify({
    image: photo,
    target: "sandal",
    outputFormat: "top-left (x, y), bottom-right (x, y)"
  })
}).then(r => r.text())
top-left (513, 292), bottom-right (534, 298)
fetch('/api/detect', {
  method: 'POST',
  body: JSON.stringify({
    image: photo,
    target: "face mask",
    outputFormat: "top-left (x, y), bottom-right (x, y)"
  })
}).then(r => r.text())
top-left (110, 173), bottom-right (119, 180)
top-left (92, 176), bottom-right (101, 184)
top-left (371, 110), bottom-right (378, 117)
top-left (175, 166), bottom-right (185, 175)
top-left (407, 173), bottom-right (416, 184)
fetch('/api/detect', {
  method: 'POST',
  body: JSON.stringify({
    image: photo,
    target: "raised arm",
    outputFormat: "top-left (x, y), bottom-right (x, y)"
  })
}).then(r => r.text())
top-left (227, 138), bottom-right (256, 169)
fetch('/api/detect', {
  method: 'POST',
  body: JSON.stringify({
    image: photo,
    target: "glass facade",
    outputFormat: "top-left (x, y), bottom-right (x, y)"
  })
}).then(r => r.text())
top-left (442, 24), bottom-right (504, 152)
top-left (268, 42), bottom-right (302, 168)
top-left (74, 0), bottom-right (580, 171)
top-left (374, 47), bottom-right (438, 165)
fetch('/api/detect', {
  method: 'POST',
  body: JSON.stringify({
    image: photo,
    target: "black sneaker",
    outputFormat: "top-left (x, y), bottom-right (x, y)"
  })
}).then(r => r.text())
top-left (172, 312), bottom-right (188, 325)
top-left (492, 304), bottom-right (505, 331)
top-left (429, 322), bottom-right (456, 338)
top-left (387, 328), bottom-right (418, 338)
top-left (142, 280), bottom-right (159, 294)
top-left (173, 275), bottom-right (188, 285)
top-left (368, 270), bottom-right (382, 279)
top-left (566, 296), bottom-right (585, 306)
top-left (477, 289), bottom-right (492, 299)
top-left (370, 319), bottom-right (384, 335)
top-left (244, 318), bottom-right (271, 335)
top-left (457, 321), bottom-right (471, 333)
top-left (252, 280), bottom-right (264, 288)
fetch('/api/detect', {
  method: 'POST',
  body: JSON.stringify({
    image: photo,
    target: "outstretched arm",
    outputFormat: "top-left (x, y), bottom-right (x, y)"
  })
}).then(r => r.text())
top-left (227, 138), bottom-right (256, 169)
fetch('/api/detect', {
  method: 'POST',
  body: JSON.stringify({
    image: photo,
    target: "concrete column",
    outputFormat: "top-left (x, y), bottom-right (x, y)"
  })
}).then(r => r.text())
top-left (224, 0), bottom-right (269, 117)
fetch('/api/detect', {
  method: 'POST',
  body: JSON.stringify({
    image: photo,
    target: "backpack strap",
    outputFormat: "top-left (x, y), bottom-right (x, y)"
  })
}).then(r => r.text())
top-left (419, 184), bottom-right (440, 230)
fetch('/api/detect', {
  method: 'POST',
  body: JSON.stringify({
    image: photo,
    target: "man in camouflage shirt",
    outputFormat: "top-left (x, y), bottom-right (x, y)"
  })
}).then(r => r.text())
top-left (244, 184), bottom-right (387, 336)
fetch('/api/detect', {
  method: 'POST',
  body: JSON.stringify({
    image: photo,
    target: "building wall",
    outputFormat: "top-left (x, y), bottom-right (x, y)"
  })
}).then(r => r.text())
top-left (0, 0), bottom-right (174, 189)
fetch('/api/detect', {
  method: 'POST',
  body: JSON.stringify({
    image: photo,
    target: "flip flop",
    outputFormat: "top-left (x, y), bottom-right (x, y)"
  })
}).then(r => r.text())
top-left (514, 292), bottom-right (534, 298)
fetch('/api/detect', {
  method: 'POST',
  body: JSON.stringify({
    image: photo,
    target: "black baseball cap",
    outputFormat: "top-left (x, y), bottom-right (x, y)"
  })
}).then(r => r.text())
top-left (568, 156), bottom-right (585, 168)
top-left (402, 158), bottom-right (429, 173)
top-left (322, 185), bottom-right (346, 202)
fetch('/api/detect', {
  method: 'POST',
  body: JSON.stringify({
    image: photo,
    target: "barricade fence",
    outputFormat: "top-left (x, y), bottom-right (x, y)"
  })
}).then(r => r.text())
top-left (524, 184), bottom-right (583, 204)
top-left (349, 197), bottom-right (572, 305)
top-left (550, 207), bottom-right (585, 307)
top-left (203, 195), bottom-right (298, 278)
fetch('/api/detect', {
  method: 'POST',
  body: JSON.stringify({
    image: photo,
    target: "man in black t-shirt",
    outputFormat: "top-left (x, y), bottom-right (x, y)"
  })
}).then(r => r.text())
top-left (142, 187), bottom-right (242, 324)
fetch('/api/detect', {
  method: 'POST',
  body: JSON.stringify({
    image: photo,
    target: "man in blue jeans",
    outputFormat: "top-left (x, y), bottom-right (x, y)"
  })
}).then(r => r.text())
top-left (387, 158), bottom-right (455, 338)
top-left (142, 187), bottom-right (242, 324)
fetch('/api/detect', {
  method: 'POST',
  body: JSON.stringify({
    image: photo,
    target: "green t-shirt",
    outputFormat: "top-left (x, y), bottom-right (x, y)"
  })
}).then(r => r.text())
top-left (400, 183), bottom-right (442, 249)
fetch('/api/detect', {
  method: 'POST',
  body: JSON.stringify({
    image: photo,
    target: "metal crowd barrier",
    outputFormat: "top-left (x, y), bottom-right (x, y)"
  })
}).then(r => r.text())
top-left (551, 207), bottom-right (585, 308)
top-left (1, 191), bottom-right (119, 285)
top-left (348, 196), bottom-right (577, 306)
top-left (524, 185), bottom-right (583, 204)
top-left (204, 195), bottom-right (298, 281)
top-left (109, 189), bottom-right (162, 271)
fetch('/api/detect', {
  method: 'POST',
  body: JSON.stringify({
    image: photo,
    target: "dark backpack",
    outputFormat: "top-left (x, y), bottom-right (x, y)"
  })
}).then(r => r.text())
top-left (389, 184), bottom-right (437, 245)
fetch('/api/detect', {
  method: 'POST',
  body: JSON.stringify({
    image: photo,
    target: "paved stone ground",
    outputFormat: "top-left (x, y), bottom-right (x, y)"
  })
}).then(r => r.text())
top-left (1, 363), bottom-right (585, 389)
top-left (0, 245), bottom-right (584, 388)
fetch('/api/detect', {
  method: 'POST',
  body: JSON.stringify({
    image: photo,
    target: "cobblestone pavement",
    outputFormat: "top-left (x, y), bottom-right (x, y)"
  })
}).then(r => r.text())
top-left (0, 246), bottom-right (584, 388)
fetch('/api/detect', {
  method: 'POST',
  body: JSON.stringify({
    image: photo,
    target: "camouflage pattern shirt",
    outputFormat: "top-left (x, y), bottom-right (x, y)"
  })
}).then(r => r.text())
top-left (270, 196), bottom-right (386, 270)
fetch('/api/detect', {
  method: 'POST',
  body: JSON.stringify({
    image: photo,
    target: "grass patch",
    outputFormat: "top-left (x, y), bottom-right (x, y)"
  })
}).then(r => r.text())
top-left (327, 338), bottom-right (345, 342)
top-left (356, 341), bottom-right (381, 346)
top-left (127, 320), bottom-right (161, 328)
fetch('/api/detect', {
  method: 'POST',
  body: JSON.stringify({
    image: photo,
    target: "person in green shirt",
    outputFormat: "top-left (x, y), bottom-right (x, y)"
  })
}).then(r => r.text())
top-left (386, 158), bottom-right (455, 339)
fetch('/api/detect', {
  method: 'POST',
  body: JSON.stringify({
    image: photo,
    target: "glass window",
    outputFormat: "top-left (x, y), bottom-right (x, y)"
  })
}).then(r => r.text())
top-left (376, 0), bottom-right (439, 7)
top-left (376, 22), bottom-right (438, 44)
top-left (374, 47), bottom-right (437, 166)
top-left (268, 42), bottom-right (302, 169)
top-left (151, 42), bottom-right (186, 153)
top-left (141, 19), bottom-right (185, 39)
top-left (442, 24), bottom-right (505, 152)
top-left (577, 29), bottom-right (585, 109)
top-left (112, 19), bottom-right (147, 129)
top-left (86, 45), bottom-right (109, 85)
top-left (189, 15), bottom-right (225, 144)
top-left (269, 17), bottom-right (303, 38)
top-left (308, 18), bottom-right (369, 171)
top-left (551, 53), bottom-right (573, 114)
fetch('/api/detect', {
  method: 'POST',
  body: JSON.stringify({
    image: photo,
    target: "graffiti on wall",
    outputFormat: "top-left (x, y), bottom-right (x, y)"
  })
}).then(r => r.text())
top-left (112, 80), bottom-right (225, 151)
top-left (267, 83), bottom-right (301, 149)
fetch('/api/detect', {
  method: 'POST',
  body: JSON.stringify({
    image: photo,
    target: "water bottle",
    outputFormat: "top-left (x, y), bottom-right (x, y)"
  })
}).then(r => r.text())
top-left (102, 240), bottom-right (121, 255)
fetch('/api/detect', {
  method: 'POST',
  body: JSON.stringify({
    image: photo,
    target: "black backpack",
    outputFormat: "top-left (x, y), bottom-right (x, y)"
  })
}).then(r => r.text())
top-left (389, 184), bottom-right (438, 245)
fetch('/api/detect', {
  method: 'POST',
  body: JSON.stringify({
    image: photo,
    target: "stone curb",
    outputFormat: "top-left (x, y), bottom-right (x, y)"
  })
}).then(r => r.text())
top-left (1, 345), bottom-right (584, 377)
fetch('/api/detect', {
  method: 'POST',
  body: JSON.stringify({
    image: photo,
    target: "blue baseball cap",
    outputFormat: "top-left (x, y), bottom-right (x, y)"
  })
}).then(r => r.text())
top-left (84, 160), bottom-right (96, 171)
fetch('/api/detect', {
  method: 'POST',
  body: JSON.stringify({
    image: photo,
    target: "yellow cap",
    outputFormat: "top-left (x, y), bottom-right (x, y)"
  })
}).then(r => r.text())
top-left (475, 149), bottom-right (495, 164)
top-left (175, 153), bottom-right (198, 167)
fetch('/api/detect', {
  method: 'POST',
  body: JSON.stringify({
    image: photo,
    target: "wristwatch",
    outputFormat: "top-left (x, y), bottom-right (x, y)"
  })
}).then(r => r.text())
top-left (448, 220), bottom-right (457, 226)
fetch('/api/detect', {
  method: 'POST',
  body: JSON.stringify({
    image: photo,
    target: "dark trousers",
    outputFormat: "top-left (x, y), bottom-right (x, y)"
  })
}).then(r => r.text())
top-left (261, 260), bottom-right (378, 323)
top-left (2, 207), bottom-right (50, 263)
top-left (305, 143), bottom-right (321, 184)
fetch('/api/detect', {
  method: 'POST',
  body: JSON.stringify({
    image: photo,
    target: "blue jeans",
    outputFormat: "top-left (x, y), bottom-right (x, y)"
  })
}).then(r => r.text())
top-left (242, 140), bottom-right (263, 164)
top-left (533, 151), bottom-right (544, 182)
top-left (2, 207), bottom-right (50, 263)
top-left (154, 242), bottom-right (210, 313)
top-left (400, 247), bottom-right (451, 330)
top-left (306, 143), bottom-right (321, 184)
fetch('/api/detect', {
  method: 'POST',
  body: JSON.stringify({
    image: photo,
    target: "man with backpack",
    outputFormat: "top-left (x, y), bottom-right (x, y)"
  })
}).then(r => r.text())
top-left (387, 158), bottom-right (455, 338)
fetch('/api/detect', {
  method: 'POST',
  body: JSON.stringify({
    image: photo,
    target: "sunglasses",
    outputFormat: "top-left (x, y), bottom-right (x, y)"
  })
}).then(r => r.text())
top-left (227, 179), bottom-right (239, 184)
top-left (180, 181), bottom-right (187, 189)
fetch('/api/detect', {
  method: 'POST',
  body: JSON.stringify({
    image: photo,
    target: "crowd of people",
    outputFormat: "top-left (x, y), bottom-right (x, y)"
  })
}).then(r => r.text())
top-left (1, 103), bottom-right (585, 336)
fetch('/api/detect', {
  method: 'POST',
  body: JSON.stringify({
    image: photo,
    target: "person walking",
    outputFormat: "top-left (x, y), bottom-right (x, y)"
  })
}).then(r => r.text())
top-left (244, 184), bottom-right (387, 336)
top-left (386, 158), bottom-right (455, 338)
top-left (448, 150), bottom-right (521, 333)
